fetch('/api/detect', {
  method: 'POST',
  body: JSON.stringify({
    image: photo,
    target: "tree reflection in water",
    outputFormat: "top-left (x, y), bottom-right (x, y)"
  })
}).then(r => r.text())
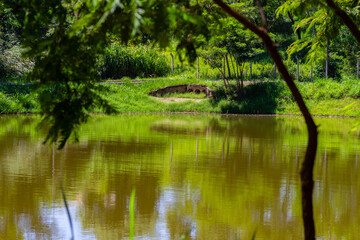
top-left (0, 114), bottom-right (359, 239)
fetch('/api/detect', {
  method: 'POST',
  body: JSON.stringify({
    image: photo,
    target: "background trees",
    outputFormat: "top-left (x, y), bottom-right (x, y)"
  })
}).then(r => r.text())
top-left (0, 2), bottom-right (33, 79)
top-left (1, 0), bottom-right (360, 239)
top-left (2, 0), bottom-right (216, 148)
top-left (277, 0), bottom-right (360, 79)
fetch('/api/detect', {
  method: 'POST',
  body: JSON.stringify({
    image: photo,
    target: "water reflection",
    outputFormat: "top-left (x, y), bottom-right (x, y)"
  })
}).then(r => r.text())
top-left (0, 114), bottom-right (359, 239)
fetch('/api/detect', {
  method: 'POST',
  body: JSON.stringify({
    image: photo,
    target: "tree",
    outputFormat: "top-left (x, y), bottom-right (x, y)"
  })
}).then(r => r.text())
top-left (4, 0), bottom-right (214, 148)
top-left (277, 2), bottom-right (340, 79)
top-left (216, 17), bottom-right (263, 89)
top-left (277, 0), bottom-right (360, 79)
top-left (7, 1), bottom-right (360, 239)
top-left (5, 0), bottom-right (318, 239)
top-left (0, 2), bottom-right (30, 78)
top-left (212, 1), bottom-right (318, 239)
top-left (336, 26), bottom-right (360, 77)
top-left (201, 15), bottom-right (264, 94)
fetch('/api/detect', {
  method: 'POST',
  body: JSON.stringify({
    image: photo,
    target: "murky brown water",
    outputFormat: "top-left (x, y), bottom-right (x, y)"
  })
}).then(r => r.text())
top-left (0, 114), bottom-right (359, 240)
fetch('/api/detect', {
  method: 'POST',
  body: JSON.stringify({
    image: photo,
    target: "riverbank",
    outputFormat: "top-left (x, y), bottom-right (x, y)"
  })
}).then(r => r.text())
top-left (0, 78), bottom-right (359, 117)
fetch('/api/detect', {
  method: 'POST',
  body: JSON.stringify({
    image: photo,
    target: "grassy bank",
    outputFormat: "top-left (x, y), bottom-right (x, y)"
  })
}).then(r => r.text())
top-left (0, 78), bottom-right (359, 117)
top-left (102, 78), bottom-right (360, 117)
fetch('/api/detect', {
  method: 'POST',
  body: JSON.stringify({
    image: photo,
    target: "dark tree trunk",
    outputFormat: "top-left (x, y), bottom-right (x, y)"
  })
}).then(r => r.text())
top-left (288, 12), bottom-right (301, 39)
top-left (212, 1), bottom-right (318, 240)
top-left (250, 61), bottom-right (252, 80)
top-left (225, 54), bottom-right (231, 78)
top-left (296, 56), bottom-right (300, 81)
top-left (223, 56), bottom-right (226, 78)
top-left (325, 39), bottom-right (329, 79)
top-left (357, 57), bottom-right (359, 79)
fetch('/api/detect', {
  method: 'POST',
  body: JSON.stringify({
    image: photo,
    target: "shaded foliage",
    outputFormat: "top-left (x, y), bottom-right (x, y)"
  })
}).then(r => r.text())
top-left (213, 82), bottom-right (285, 114)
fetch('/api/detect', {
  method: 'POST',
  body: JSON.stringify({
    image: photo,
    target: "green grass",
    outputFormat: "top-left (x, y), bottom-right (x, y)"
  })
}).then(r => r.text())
top-left (159, 92), bottom-right (206, 98)
top-left (101, 78), bottom-right (360, 116)
top-left (279, 98), bottom-right (360, 116)
top-left (1, 78), bottom-right (360, 117)
top-left (99, 78), bottom-right (216, 113)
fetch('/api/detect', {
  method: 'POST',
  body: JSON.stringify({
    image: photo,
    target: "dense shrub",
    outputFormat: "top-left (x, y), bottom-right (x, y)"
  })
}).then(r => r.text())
top-left (98, 45), bottom-right (170, 79)
top-left (0, 84), bottom-right (38, 113)
top-left (0, 45), bottom-right (34, 79)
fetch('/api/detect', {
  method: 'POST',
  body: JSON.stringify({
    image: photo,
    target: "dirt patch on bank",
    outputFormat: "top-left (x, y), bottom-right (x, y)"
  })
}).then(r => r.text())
top-left (155, 97), bottom-right (205, 103)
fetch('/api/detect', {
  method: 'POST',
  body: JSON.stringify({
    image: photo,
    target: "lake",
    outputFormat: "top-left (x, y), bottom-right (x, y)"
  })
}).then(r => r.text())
top-left (0, 114), bottom-right (359, 240)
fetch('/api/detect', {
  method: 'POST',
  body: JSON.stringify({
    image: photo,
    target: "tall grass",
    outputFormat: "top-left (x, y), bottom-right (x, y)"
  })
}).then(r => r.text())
top-left (296, 78), bottom-right (360, 100)
top-left (99, 45), bottom-right (170, 79)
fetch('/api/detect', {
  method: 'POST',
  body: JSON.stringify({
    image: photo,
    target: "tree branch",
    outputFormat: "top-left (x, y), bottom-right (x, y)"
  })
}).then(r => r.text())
top-left (255, 0), bottom-right (268, 31)
top-left (212, 1), bottom-right (318, 240)
top-left (325, 0), bottom-right (360, 44)
top-left (288, 12), bottom-right (301, 40)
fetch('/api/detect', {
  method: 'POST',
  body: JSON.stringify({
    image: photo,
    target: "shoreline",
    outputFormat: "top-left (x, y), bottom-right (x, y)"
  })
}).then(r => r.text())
top-left (1, 111), bottom-right (358, 119)
top-left (1, 79), bottom-right (359, 117)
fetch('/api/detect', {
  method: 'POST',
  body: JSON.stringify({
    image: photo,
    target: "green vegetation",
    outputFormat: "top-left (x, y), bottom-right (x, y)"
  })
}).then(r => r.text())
top-left (1, 1), bottom-right (360, 239)
top-left (99, 45), bottom-right (170, 79)
top-left (1, 0), bottom-right (360, 127)
top-left (1, 78), bottom-right (358, 117)
top-left (0, 84), bottom-right (38, 114)
top-left (74, 78), bottom-right (360, 116)
top-left (159, 92), bottom-right (206, 99)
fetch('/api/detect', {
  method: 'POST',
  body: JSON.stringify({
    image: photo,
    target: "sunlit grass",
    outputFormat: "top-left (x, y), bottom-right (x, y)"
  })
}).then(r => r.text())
top-left (1, 78), bottom-right (360, 116)
top-left (159, 92), bottom-right (206, 99)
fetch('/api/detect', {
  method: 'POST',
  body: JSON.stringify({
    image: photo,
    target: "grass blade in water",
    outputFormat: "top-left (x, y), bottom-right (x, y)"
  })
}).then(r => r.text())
top-left (178, 229), bottom-right (192, 240)
top-left (130, 188), bottom-right (136, 240)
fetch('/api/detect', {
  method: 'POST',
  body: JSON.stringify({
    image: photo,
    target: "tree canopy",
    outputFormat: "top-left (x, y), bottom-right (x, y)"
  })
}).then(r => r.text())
top-left (2, 0), bottom-right (360, 149)
top-left (2, 1), bottom-right (360, 240)
top-left (3, 0), bottom-right (219, 148)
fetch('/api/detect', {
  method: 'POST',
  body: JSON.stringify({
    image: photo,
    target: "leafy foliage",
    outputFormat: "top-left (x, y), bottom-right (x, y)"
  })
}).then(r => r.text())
top-left (277, 0), bottom-right (360, 66)
top-left (98, 44), bottom-right (170, 79)
top-left (3, 0), bottom-right (215, 148)
top-left (3, 0), bottom-right (360, 147)
top-left (0, 2), bottom-right (33, 79)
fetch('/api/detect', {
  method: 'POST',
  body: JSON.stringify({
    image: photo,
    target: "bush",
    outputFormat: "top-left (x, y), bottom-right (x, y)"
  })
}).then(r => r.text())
top-left (0, 84), bottom-right (39, 113)
top-left (0, 45), bottom-right (34, 80)
top-left (98, 45), bottom-right (170, 79)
